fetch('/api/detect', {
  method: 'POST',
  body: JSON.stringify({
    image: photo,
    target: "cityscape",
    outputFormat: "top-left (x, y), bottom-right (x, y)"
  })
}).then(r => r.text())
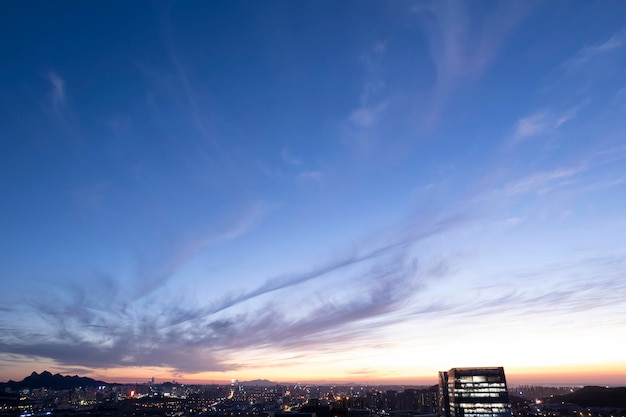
top-left (1, 368), bottom-right (625, 417)
top-left (2, 2), bottom-right (626, 417)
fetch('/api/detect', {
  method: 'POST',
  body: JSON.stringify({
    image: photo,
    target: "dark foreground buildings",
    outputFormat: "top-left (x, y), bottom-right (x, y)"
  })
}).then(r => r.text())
top-left (439, 367), bottom-right (512, 417)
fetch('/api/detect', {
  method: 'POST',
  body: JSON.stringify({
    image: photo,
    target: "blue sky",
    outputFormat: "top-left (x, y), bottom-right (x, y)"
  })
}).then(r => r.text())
top-left (1, 0), bottom-right (626, 384)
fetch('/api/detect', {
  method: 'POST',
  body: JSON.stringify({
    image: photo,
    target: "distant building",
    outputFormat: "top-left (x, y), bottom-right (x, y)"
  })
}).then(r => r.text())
top-left (393, 387), bottom-right (439, 413)
top-left (438, 367), bottom-right (512, 417)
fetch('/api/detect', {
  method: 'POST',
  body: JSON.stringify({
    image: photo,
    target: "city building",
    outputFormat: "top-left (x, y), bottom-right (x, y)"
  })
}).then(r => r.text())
top-left (438, 367), bottom-right (512, 417)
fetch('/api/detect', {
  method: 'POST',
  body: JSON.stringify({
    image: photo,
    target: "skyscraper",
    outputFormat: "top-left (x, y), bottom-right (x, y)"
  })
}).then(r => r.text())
top-left (438, 367), bottom-right (512, 417)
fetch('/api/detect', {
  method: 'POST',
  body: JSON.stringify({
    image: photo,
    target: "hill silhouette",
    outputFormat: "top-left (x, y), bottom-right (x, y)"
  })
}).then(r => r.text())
top-left (547, 386), bottom-right (626, 407)
top-left (239, 379), bottom-right (277, 387)
top-left (0, 371), bottom-right (109, 391)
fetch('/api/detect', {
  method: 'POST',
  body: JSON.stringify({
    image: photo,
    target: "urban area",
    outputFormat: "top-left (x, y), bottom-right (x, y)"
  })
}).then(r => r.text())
top-left (1, 368), bottom-right (624, 417)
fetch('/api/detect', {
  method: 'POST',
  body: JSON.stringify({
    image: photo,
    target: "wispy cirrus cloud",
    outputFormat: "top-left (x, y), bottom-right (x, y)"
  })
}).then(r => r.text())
top-left (485, 139), bottom-right (626, 206)
top-left (44, 71), bottom-right (72, 125)
top-left (132, 201), bottom-right (274, 299)
top-left (163, 211), bottom-right (469, 327)
top-left (349, 101), bottom-right (388, 129)
top-left (415, 0), bottom-right (532, 120)
top-left (396, 251), bottom-right (626, 341)
top-left (341, 41), bottom-right (393, 159)
top-left (511, 108), bottom-right (578, 142)
top-left (501, 165), bottom-right (585, 196)
top-left (347, 41), bottom-right (388, 130)
top-left (0, 210), bottom-right (469, 374)
top-left (454, 254), bottom-right (626, 320)
top-left (208, 253), bottom-right (422, 354)
top-left (563, 32), bottom-right (625, 69)
top-left (47, 71), bottom-right (65, 107)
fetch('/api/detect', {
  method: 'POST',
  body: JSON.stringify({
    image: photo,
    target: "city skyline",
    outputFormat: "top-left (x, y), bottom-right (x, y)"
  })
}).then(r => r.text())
top-left (2, 367), bottom-right (622, 388)
top-left (1, 1), bottom-right (626, 386)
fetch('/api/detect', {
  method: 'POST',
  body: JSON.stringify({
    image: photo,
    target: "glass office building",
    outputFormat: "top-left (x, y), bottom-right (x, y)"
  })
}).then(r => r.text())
top-left (438, 367), bottom-right (512, 417)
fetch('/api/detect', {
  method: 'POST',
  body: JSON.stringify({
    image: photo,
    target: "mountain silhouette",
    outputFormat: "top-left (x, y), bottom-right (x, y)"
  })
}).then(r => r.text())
top-left (0, 371), bottom-right (109, 391)
top-left (239, 379), bottom-right (277, 387)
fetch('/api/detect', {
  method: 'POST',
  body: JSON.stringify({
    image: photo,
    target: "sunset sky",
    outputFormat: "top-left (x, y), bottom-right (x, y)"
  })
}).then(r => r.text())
top-left (1, 1), bottom-right (626, 386)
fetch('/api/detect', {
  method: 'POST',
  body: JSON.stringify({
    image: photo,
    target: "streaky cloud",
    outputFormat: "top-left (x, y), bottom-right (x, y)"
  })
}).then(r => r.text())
top-left (0, 209), bottom-right (469, 373)
top-left (47, 71), bottom-right (65, 106)
top-left (563, 31), bottom-right (625, 69)
top-left (511, 108), bottom-right (578, 143)
top-left (501, 165), bottom-right (586, 196)
top-left (405, 253), bottom-right (626, 323)
top-left (43, 70), bottom-right (73, 127)
top-left (170, 211), bottom-right (471, 324)
top-left (349, 101), bottom-right (388, 129)
top-left (415, 0), bottom-right (532, 120)
top-left (132, 201), bottom-right (273, 299)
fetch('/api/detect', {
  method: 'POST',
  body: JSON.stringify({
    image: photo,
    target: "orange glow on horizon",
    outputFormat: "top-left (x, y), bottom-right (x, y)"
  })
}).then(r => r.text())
top-left (4, 362), bottom-right (625, 387)
top-left (506, 362), bottom-right (626, 386)
top-left (84, 365), bottom-right (626, 386)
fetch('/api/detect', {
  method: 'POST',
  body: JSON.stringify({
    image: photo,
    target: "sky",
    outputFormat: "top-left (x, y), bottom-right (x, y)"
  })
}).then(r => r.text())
top-left (1, 0), bottom-right (626, 386)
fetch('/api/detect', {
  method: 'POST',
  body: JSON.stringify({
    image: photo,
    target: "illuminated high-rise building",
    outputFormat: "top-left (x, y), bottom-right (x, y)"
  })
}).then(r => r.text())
top-left (438, 367), bottom-right (512, 417)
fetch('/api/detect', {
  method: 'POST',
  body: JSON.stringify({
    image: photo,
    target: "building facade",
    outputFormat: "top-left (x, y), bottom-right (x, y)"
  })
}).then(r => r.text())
top-left (438, 367), bottom-right (512, 417)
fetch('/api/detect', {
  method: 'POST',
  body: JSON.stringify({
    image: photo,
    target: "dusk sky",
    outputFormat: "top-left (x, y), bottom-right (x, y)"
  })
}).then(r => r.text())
top-left (2, 1), bottom-right (626, 386)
